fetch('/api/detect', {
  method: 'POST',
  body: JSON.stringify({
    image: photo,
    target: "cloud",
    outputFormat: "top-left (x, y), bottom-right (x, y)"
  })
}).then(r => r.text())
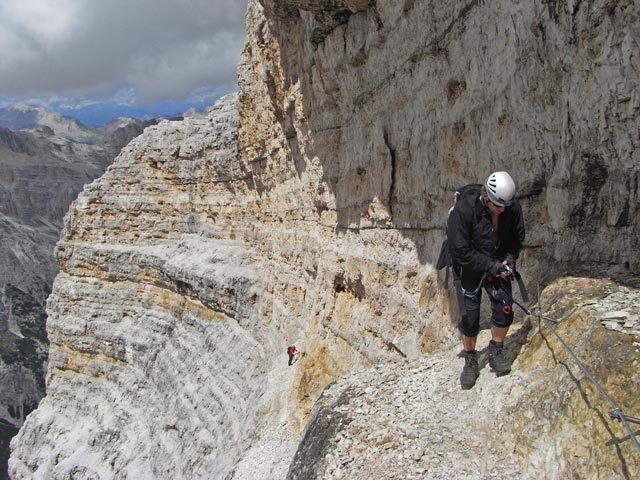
top-left (0, 0), bottom-right (248, 103)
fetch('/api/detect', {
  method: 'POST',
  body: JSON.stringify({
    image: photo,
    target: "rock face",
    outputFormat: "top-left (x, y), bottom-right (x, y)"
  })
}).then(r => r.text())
top-left (10, 95), bottom-right (294, 480)
top-left (0, 113), bottom-right (153, 476)
top-left (9, 1), bottom-right (640, 479)
top-left (286, 277), bottom-right (639, 480)
top-left (251, 0), bottom-right (639, 276)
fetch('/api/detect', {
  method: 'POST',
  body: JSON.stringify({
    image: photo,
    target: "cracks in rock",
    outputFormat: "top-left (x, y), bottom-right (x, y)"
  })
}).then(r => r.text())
top-left (310, 8), bottom-right (354, 48)
top-left (614, 200), bottom-right (630, 228)
top-left (371, 3), bottom-right (383, 30)
top-left (603, 0), bottom-right (619, 16)
top-left (309, 1), bottom-right (381, 48)
top-left (446, 79), bottom-right (467, 103)
top-left (402, 0), bottom-right (416, 15)
top-left (571, 0), bottom-right (583, 21)
top-left (333, 272), bottom-right (366, 301)
top-left (568, 152), bottom-right (609, 232)
top-left (569, 0), bottom-right (584, 45)
top-left (542, 0), bottom-right (560, 23)
top-left (264, 69), bottom-right (285, 123)
top-left (353, 0), bottom-right (480, 112)
top-left (510, 13), bottom-right (521, 50)
top-left (518, 175), bottom-right (546, 200)
top-left (563, 99), bottom-right (574, 152)
top-left (437, 0), bottom-right (482, 50)
top-left (364, 327), bottom-right (407, 358)
top-left (383, 129), bottom-right (397, 218)
top-left (269, 2), bottom-right (302, 21)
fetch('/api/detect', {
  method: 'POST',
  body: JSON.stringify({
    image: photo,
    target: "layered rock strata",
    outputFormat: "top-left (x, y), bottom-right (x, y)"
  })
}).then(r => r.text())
top-left (10, 95), bottom-right (298, 479)
top-left (9, 0), bottom-right (640, 478)
top-left (0, 118), bottom-right (152, 476)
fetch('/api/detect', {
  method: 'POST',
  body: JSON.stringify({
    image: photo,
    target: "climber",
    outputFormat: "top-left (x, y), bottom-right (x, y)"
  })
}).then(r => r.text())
top-left (287, 345), bottom-right (299, 366)
top-left (446, 171), bottom-right (525, 389)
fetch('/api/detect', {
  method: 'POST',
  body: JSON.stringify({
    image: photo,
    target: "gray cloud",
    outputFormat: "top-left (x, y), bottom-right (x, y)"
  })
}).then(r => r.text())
top-left (0, 0), bottom-right (248, 103)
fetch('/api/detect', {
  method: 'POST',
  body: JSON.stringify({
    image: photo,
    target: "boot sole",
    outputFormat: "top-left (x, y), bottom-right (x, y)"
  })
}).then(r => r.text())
top-left (460, 374), bottom-right (479, 389)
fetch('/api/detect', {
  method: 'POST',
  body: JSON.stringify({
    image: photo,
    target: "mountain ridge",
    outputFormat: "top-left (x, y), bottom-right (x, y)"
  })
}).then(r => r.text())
top-left (0, 103), bottom-right (157, 477)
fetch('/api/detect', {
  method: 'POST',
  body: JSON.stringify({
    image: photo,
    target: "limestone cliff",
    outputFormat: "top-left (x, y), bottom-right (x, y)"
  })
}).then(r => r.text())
top-left (10, 96), bottom-right (296, 479)
top-left (9, 1), bottom-right (640, 479)
top-left (0, 115), bottom-right (153, 476)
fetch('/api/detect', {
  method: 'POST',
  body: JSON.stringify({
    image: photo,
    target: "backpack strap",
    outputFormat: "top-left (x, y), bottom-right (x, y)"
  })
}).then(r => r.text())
top-left (444, 262), bottom-right (449, 288)
top-left (450, 265), bottom-right (469, 323)
top-left (453, 277), bottom-right (467, 325)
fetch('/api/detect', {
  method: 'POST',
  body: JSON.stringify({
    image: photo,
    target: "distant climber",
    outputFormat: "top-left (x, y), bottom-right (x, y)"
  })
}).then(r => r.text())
top-left (287, 345), bottom-right (299, 366)
top-left (445, 171), bottom-right (525, 389)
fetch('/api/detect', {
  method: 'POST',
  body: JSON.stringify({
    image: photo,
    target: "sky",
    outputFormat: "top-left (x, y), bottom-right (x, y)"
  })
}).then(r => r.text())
top-left (0, 0), bottom-right (248, 126)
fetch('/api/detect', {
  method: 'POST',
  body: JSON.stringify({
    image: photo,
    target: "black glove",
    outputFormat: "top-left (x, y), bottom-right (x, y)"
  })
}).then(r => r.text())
top-left (489, 261), bottom-right (507, 276)
top-left (504, 254), bottom-right (516, 272)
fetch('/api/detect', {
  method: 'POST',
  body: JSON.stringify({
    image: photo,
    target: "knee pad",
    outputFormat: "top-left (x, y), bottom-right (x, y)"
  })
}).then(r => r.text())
top-left (458, 316), bottom-right (480, 337)
top-left (491, 302), bottom-right (514, 328)
top-left (458, 295), bottom-right (481, 337)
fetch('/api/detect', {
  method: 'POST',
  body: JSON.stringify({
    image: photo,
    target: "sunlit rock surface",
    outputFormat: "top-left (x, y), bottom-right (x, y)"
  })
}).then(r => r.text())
top-left (286, 277), bottom-right (639, 480)
top-left (0, 109), bottom-right (152, 476)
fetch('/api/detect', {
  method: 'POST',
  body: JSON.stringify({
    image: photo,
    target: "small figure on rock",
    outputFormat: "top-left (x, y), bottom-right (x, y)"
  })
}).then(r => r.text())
top-left (442, 171), bottom-right (525, 389)
top-left (287, 345), bottom-right (299, 366)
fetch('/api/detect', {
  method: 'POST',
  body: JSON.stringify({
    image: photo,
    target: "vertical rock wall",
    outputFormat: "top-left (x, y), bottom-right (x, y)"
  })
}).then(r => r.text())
top-left (235, 0), bottom-right (640, 423)
top-left (251, 0), bottom-right (639, 276)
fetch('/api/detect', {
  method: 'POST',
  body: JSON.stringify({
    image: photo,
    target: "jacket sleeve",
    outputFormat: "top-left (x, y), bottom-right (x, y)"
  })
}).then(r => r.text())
top-left (504, 202), bottom-right (525, 260)
top-left (447, 206), bottom-right (496, 274)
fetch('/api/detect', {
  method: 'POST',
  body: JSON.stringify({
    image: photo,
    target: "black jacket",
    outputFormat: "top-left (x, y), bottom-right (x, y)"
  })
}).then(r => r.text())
top-left (447, 184), bottom-right (525, 285)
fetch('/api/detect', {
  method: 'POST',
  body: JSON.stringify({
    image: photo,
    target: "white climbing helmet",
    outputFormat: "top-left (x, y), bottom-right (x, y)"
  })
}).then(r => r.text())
top-left (484, 171), bottom-right (516, 207)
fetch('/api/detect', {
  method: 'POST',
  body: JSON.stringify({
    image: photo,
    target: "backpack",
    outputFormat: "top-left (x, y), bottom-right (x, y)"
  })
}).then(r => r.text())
top-left (435, 184), bottom-right (484, 273)
top-left (435, 186), bottom-right (479, 324)
top-left (435, 186), bottom-right (468, 273)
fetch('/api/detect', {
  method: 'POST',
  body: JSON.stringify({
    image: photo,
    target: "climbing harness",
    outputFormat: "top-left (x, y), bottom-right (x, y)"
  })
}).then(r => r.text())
top-left (453, 272), bottom-right (486, 325)
top-left (505, 284), bottom-right (640, 452)
top-left (484, 269), bottom-right (530, 316)
top-left (485, 275), bottom-right (513, 315)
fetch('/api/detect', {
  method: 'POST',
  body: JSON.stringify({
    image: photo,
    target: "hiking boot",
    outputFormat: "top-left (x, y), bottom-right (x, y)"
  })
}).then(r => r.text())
top-left (460, 350), bottom-right (479, 390)
top-left (488, 340), bottom-right (511, 376)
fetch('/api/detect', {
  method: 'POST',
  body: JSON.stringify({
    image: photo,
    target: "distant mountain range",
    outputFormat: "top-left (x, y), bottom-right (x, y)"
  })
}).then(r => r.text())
top-left (0, 104), bottom-right (157, 476)
top-left (0, 104), bottom-right (100, 142)
top-left (55, 101), bottom-right (194, 127)
top-left (0, 104), bottom-right (162, 143)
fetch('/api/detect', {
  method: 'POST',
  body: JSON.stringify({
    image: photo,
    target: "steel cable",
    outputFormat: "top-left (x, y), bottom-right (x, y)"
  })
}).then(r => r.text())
top-left (535, 308), bottom-right (640, 452)
top-left (511, 284), bottom-right (640, 452)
